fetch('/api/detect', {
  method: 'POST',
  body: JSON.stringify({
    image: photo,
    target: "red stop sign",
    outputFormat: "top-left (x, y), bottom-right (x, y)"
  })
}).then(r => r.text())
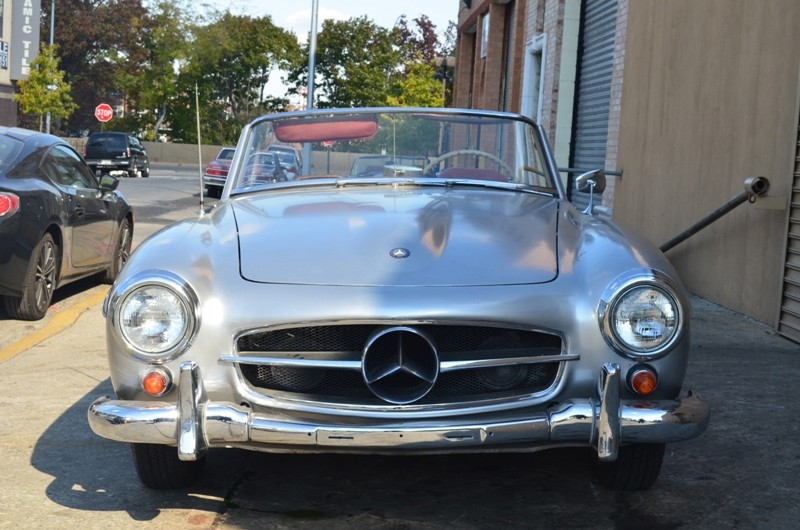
top-left (95, 103), bottom-right (113, 122)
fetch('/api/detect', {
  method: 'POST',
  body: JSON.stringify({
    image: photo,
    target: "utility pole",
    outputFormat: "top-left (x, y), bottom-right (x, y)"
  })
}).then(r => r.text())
top-left (301, 0), bottom-right (318, 176)
top-left (45, 1), bottom-right (55, 134)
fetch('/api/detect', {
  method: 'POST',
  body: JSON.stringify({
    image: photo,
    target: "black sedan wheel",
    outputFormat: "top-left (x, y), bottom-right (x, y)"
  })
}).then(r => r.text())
top-left (131, 443), bottom-right (206, 489)
top-left (3, 233), bottom-right (59, 321)
top-left (592, 443), bottom-right (665, 491)
top-left (128, 158), bottom-right (141, 178)
top-left (103, 218), bottom-right (132, 284)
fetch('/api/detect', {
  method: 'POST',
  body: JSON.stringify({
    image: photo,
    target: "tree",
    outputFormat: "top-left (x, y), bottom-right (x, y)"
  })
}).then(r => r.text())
top-left (114, 0), bottom-right (192, 140)
top-left (168, 11), bottom-right (300, 144)
top-left (393, 15), bottom-right (456, 107)
top-left (14, 45), bottom-right (78, 131)
top-left (288, 16), bottom-right (401, 108)
top-left (45, 0), bottom-right (153, 132)
top-left (394, 15), bottom-right (440, 64)
top-left (387, 62), bottom-right (444, 108)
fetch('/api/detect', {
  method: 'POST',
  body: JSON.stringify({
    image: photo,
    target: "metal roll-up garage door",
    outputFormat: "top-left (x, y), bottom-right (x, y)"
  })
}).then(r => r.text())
top-left (569, 0), bottom-right (618, 210)
top-left (778, 119), bottom-right (800, 343)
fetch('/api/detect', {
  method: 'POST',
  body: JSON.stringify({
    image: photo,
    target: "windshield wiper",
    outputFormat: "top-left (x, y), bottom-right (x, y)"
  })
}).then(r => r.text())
top-left (441, 179), bottom-right (555, 196)
top-left (330, 177), bottom-right (555, 196)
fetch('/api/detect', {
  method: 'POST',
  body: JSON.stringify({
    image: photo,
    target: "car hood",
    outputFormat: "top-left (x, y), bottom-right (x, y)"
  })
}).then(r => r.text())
top-left (232, 187), bottom-right (559, 287)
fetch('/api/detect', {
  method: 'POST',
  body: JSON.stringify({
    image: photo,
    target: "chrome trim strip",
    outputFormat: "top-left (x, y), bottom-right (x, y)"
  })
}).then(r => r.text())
top-left (440, 353), bottom-right (578, 372)
top-left (219, 352), bottom-right (577, 372)
top-left (221, 356), bottom-right (363, 370)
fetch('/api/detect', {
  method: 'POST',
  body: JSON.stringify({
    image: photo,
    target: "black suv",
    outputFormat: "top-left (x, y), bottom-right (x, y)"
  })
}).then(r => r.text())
top-left (84, 132), bottom-right (150, 178)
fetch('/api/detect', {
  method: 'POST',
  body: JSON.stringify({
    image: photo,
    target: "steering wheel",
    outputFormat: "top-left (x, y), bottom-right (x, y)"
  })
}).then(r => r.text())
top-left (423, 149), bottom-right (514, 179)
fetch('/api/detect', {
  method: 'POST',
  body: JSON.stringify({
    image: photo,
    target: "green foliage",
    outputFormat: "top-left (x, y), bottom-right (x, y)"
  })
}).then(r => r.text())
top-left (14, 45), bottom-right (77, 131)
top-left (388, 62), bottom-right (444, 108)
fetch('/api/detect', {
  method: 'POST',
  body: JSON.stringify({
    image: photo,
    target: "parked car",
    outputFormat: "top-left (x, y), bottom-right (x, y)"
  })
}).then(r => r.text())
top-left (266, 144), bottom-right (302, 179)
top-left (84, 132), bottom-right (150, 178)
top-left (203, 147), bottom-right (235, 198)
top-left (0, 127), bottom-right (133, 320)
top-left (241, 151), bottom-right (287, 184)
top-left (88, 108), bottom-right (708, 491)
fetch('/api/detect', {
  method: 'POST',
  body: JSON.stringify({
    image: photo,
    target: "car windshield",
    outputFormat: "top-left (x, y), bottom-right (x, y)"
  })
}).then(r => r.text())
top-left (230, 108), bottom-right (557, 195)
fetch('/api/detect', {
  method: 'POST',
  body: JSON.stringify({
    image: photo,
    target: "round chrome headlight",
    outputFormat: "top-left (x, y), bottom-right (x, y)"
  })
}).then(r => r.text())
top-left (600, 279), bottom-right (684, 359)
top-left (118, 283), bottom-right (195, 358)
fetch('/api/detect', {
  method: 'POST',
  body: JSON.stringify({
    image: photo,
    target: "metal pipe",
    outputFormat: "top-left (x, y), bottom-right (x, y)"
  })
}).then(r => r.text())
top-left (660, 176), bottom-right (770, 253)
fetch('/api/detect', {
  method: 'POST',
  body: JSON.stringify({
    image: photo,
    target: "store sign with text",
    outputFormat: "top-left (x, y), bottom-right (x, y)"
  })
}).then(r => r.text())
top-left (11, 0), bottom-right (41, 80)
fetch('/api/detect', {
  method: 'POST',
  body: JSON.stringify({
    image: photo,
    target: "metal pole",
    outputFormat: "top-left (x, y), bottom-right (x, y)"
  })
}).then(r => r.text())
top-left (196, 83), bottom-right (204, 216)
top-left (659, 176), bottom-right (770, 253)
top-left (45, 0), bottom-right (55, 134)
top-left (301, 0), bottom-right (318, 176)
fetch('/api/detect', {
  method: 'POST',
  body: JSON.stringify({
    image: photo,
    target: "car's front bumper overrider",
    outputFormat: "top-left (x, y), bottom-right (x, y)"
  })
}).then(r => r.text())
top-left (88, 362), bottom-right (709, 462)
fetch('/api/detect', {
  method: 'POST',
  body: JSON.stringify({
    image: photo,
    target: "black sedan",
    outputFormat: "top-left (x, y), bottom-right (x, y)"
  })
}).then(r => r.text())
top-left (0, 128), bottom-right (133, 320)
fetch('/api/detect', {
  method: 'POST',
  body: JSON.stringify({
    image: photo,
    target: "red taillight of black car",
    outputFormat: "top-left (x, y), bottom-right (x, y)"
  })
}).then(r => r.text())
top-left (0, 192), bottom-right (20, 218)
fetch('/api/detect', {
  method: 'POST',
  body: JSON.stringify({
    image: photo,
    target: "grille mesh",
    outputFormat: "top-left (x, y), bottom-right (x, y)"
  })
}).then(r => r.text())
top-left (236, 324), bottom-right (563, 405)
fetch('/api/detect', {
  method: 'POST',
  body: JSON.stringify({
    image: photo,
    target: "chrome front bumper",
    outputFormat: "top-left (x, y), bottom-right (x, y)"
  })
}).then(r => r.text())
top-left (88, 362), bottom-right (709, 462)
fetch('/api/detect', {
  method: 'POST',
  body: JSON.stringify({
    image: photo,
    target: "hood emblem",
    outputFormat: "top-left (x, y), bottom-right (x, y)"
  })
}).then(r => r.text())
top-left (390, 247), bottom-right (410, 259)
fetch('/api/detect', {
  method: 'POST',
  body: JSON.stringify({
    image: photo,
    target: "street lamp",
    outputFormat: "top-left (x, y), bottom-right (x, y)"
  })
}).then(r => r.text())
top-left (433, 56), bottom-right (454, 107)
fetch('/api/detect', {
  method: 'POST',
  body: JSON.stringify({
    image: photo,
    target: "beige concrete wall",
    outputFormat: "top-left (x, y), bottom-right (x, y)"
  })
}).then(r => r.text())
top-left (65, 137), bottom-right (226, 167)
top-left (65, 134), bottom-right (371, 176)
top-left (613, 0), bottom-right (800, 325)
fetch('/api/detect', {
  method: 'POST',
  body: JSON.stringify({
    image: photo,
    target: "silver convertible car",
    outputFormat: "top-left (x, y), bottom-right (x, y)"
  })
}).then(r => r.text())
top-left (88, 108), bottom-right (709, 491)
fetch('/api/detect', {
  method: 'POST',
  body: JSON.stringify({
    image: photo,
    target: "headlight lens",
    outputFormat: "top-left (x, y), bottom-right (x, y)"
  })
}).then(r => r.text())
top-left (608, 285), bottom-right (680, 355)
top-left (119, 284), bottom-right (193, 355)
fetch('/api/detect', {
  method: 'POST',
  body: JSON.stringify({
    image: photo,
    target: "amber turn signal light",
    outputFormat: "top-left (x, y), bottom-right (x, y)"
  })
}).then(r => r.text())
top-left (629, 367), bottom-right (658, 395)
top-left (142, 368), bottom-right (171, 396)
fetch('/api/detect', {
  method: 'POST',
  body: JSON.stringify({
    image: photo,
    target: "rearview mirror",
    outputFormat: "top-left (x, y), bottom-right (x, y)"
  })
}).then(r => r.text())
top-left (575, 169), bottom-right (606, 194)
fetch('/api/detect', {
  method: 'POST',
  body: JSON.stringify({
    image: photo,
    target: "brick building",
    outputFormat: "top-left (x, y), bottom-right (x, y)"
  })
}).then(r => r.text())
top-left (452, 0), bottom-right (800, 341)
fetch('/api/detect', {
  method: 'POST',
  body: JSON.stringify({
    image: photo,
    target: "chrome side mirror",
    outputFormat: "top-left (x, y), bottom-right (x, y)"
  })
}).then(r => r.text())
top-left (575, 169), bottom-right (606, 214)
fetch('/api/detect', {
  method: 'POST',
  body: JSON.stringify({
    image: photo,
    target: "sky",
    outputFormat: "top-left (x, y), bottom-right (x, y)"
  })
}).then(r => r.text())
top-left (204, 1), bottom-right (457, 41)
top-left (203, 1), bottom-right (459, 99)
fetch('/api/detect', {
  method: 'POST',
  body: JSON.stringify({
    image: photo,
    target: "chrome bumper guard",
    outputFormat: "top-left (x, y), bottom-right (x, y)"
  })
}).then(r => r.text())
top-left (88, 362), bottom-right (709, 462)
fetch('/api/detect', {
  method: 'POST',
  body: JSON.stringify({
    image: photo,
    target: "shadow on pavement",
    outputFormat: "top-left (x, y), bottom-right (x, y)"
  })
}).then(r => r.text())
top-left (31, 379), bottom-right (245, 523)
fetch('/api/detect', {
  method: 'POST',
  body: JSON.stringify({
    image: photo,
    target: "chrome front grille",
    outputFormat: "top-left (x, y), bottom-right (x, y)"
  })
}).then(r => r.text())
top-left (232, 324), bottom-right (566, 406)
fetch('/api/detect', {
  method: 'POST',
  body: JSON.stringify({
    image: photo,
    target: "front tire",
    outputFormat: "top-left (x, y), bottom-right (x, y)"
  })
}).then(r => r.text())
top-left (131, 443), bottom-right (206, 489)
top-left (3, 233), bottom-right (59, 320)
top-left (103, 218), bottom-right (132, 284)
top-left (592, 443), bottom-right (665, 491)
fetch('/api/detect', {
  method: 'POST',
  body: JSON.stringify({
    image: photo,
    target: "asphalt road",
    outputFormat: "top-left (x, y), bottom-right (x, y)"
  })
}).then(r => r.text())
top-left (0, 170), bottom-right (798, 529)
